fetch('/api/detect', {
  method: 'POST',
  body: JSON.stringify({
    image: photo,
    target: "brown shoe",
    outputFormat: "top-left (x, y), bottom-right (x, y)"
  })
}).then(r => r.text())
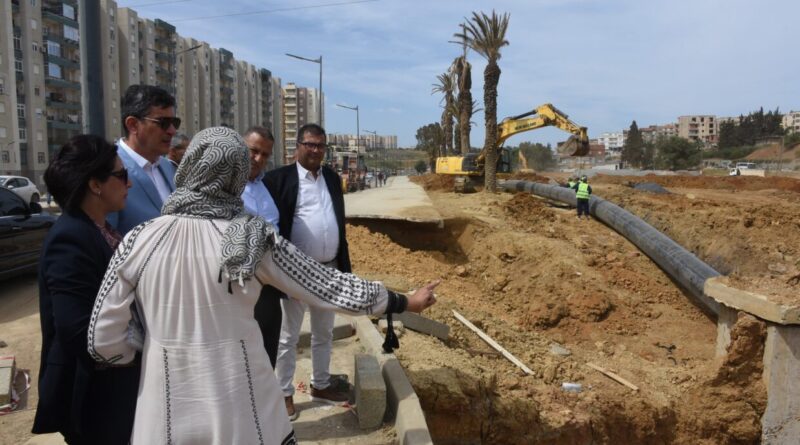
top-left (310, 384), bottom-right (349, 404)
top-left (285, 396), bottom-right (299, 421)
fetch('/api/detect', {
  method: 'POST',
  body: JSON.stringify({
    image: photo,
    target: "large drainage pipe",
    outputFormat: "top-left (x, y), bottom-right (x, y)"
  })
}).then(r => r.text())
top-left (502, 180), bottom-right (721, 316)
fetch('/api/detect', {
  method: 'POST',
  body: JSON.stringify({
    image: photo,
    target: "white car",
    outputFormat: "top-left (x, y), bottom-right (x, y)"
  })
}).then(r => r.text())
top-left (0, 175), bottom-right (41, 204)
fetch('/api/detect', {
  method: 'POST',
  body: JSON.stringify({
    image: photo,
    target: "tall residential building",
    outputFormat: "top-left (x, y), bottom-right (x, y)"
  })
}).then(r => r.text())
top-left (176, 36), bottom-right (201, 135)
top-left (270, 75), bottom-right (283, 166)
top-left (282, 82), bottom-right (298, 163)
top-left (195, 42), bottom-right (219, 129)
top-left (137, 18), bottom-right (155, 86)
top-left (218, 48), bottom-right (235, 126)
top-left (678, 115), bottom-right (718, 145)
top-left (152, 19), bottom-right (175, 95)
top-left (1, 0), bottom-right (83, 188)
top-left (99, 0), bottom-right (120, 141)
top-left (782, 111), bottom-right (800, 134)
top-left (116, 7), bottom-right (139, 92)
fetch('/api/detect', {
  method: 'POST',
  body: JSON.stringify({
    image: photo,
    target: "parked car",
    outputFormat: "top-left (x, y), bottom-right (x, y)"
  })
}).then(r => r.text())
top-left (0, 175), bottom-right (41, 204)
top-left (0, 187), bottom-right (56, 280)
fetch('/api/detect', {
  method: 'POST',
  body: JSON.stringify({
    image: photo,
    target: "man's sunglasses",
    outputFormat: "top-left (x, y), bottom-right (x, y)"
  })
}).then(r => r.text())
top-left (109, 168), bottom-right (129, 183)
top-left (299, 141), bottom-right (327, 151)
top-left (142, 116), bottom-right (182, 131)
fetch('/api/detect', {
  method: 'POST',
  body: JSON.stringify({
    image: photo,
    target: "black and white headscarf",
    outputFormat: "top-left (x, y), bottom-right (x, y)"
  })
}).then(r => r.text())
top-left (162, 126), bottom-right (275, 285)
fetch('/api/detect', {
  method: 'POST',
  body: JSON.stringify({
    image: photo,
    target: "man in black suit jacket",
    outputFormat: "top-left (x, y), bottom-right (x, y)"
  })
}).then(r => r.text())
top-left (34, 210), bottom-right (139, 443)
top-left (264, 123), bottom-right (351, 420)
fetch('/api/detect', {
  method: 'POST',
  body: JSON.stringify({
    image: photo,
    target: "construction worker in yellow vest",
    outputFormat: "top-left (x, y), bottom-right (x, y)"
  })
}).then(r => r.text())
top-left (567, 177), bottom-right (576, 188)
top-left (572, 175), bottom-right (592, 220)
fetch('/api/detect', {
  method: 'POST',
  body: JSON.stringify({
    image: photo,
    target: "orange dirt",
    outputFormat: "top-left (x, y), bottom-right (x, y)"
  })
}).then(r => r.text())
top-left (345, 172), bottom-right (796, 444)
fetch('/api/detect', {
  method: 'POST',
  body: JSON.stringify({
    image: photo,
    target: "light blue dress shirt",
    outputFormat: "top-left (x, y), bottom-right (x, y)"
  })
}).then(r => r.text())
top-left (242, 172), bottom-right (280, 230)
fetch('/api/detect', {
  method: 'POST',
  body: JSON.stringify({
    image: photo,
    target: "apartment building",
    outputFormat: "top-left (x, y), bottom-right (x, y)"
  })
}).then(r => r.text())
top-left (596, 132), bottom-right (624, 151)
top-left (2, 1), bottom-right (292, 182)
top-left (782, 111), bottom-right (800, 134)
top-left (678, 115), bottom-right (718, 145)
top-left (640, 123), bottom-right (677, 144)
top-left (0, 0), bottom-right (82, 186)
top-left (328, 133), bottom-right (398, 150)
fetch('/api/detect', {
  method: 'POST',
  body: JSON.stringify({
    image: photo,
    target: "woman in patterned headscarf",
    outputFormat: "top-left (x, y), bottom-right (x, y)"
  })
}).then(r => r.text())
top-left (87, 127), bottom-right (438, 445)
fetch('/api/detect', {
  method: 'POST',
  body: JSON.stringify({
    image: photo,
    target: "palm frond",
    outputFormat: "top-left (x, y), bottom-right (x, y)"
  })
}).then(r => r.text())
top-left (454, 10), bottom-right (510, 62)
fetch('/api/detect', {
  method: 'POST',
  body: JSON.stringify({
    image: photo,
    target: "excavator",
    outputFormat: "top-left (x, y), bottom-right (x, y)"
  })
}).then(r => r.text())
top-left (436, 103), bottom-right (589, 192)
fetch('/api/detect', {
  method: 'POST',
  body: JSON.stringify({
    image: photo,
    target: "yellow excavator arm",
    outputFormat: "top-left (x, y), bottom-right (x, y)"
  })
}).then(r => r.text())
top-left (498, 103), bottom-right (589, 155)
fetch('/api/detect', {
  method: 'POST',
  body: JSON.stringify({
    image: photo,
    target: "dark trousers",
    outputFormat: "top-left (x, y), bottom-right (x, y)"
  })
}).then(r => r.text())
top-left (254, 286), bottom-right (283, 368)
top-left (577, 198), bottom-right (590, 217)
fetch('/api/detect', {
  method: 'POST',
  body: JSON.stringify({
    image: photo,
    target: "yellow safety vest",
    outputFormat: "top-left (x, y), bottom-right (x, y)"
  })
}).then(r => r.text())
top-left (568, 181), bottom-right (576, 188)
top-left (576, 182), bottom-right (590, 199)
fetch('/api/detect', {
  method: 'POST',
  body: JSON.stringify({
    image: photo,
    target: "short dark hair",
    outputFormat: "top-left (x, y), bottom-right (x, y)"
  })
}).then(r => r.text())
top-left (296, 123), bottom-right (326, 145)
top-left (243, 126), bottom-right (274, 142)
top-left (170, 133), bottom-right (190, 148)
top-left (44, 135), bottom-right (118, 213)
top-left (120, 84), bottom-right (176, 137)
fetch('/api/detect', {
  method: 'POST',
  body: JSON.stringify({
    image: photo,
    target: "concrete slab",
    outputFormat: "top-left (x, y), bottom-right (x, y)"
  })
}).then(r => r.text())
top-left (297, 313), bottom-right (355, 348)
top-left (354, 354), bottom-right (386, 429)
top-left (382, 312), bottom-right (449, 341)
top-left (761, 324), bottom-right (800, 444)
top-left (354, 316), bottom-right (433, 445)
top-left (344, 176), bottom-right (443, 226)
top-left (715, 305), bottom-right (739, 358)
top-left (0, 356), bottom-right (14, 407)
top-left (704, 277), bottom-right (800, 325)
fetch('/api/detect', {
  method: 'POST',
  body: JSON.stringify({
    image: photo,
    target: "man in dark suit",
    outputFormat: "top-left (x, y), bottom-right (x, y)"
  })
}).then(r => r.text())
top-left (108, 85), bottom-right (179, 234)
top-left (265, 123), bottom-right (351, 420)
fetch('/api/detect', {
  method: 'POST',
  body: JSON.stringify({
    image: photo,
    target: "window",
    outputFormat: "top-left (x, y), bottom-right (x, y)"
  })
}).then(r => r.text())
top-left (0, 127), bottom-right (6, 138)
top-left (36, 131), bottom-right (42, 141)
top-left (47, 41), bottom-right (60, 56)
top-left (0, 79), bottom-right (3, 95)
top-left (37, 152), bottom-right (45, 163)
top-left (34, 87), bottom-right (39, 96)
top-left (35, 108), bottom-right (42, 118)
top-left (64, 25), bottom-right (79, 42)
top-left (63, 4), bottom-right (75, 20)
top-left (1, 151), bottom-right (8, 163)
top-left (19, 128), bottom-right (26, 141)
top-left (13, 35), bottom-right (21, 51)
top-left (31, 19), bottom-right (38, 30)
top-left (14, 60), bottom-right (22, 72)
top-left (48, 63), bottom-right (62, 79)
top-left (111, 80), bottom-right (116, 91)
top-left (17, 104), bottom-right (24, 118)
top-left (0, 188), bottom-right (28, 217)
top-left (32, 42), bottom-right (39, 53)
top-left (0, 103), bottom-right (4, 113)
top-left (33, 64), bottom-right (39, 75)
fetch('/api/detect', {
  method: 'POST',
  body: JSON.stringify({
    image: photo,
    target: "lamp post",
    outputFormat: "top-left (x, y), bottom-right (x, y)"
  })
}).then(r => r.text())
top-left (286, 53), bottom-right (323, 126)
top-left (336, 103), bottom-right (360, 155)
top-left (363, 129), bottom-right (377, 186)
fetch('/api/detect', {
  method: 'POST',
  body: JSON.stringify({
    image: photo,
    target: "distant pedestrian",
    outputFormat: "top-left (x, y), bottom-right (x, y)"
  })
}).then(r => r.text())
top-left (167, 133), bottom-right (190, 169)
top-left (572, 175), bottom-right (592, 220)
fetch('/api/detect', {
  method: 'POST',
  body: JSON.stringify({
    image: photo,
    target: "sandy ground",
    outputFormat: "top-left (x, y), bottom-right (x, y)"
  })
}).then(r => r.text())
top-left (343, 173), bottom-right (800, 444)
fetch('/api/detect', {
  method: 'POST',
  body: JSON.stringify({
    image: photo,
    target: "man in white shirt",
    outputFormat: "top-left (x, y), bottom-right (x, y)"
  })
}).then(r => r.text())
top-left (265, 124), bottom-right (351, 421)
top-left (241, 127), bottom-right (283, 369)
top-left (108, 85), bottom-right (179, 234)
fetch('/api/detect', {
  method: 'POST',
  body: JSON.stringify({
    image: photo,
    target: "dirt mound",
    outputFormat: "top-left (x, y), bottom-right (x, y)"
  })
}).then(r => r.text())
top-left (409, 173), bottom-right (454, 191)
top-left (346, 187), bottom-right (764, 444)
top-left (594, 174), bottom-right (800, 193)
top-left (746, 143), bottom-right (800, 161)
top-left (507, 171), bottom-right (554, 183)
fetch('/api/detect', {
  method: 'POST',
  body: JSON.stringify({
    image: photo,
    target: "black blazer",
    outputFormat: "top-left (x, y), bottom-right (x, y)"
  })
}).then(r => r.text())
top-left (33, 210), bottom-right (139, 444)
top-left (264, 163), bottom-right (351, 273)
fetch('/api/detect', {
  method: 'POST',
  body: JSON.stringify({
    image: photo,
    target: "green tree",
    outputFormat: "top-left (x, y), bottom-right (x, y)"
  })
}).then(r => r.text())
top-left (622, 120), bottom-right (644, 168)
top-left (455, 10), bottom-right (510, 192)
top-left (517, 142), bottom-right (556, 171)
top-left (414, 159), bottom-right (428, 174)
top-left (643, 141), bottom-right (656, 170)
top-left (655, 136), bottom-right (702, 170)
top-left (416, 123), bottom-right (445, 171)
top-left (432, 71), bottom-right (456, 155)
top-left (718, 107), bottom-right (784, 148)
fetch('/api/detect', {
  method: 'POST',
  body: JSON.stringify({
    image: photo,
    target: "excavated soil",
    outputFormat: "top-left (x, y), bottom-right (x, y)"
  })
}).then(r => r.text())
top-left (343, 173), bottom-right (798, 444)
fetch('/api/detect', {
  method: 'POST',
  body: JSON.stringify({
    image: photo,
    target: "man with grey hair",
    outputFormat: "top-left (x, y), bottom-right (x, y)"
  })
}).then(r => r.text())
top-left (167, 133), bottom-right (190, 169)
top-left (240, 126), bottom-right (283, 372)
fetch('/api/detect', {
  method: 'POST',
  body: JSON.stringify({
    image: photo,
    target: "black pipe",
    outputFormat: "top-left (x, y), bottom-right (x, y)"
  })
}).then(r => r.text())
top-left (502, 180), bottom-right (721, 316)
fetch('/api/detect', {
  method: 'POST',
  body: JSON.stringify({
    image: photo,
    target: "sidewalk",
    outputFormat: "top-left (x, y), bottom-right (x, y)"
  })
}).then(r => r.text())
top-left (344, 176), bottom-right (442, 226)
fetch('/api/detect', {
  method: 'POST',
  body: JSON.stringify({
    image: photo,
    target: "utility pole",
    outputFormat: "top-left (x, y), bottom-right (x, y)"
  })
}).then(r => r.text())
top-left (79, 0), bottom-right (105, 137)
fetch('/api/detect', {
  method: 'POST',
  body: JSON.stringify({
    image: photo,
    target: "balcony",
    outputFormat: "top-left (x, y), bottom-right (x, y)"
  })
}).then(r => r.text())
top-left (45, 77), bottom-right (81, 90)
top-left (12, 0), bottom-right (19, 11)
top-left (45, 53), bottom-right (80, 69)
top-left (16, 71), bottom-right (24, 82)
top-left (42, 9), bottom-right (79, 27)
top-left (46, 98), bottom-right (81, 110)
top-left (47, 119), bottom-right (81, 131)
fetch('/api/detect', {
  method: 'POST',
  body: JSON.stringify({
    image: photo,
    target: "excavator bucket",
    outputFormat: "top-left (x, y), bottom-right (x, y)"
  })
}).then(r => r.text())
top-left (558, 135), bottom-right (590, 157)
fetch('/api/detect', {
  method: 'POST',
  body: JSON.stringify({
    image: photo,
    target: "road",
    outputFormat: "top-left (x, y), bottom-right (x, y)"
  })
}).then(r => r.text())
top-left (344, 176), bottom-right (443, 226)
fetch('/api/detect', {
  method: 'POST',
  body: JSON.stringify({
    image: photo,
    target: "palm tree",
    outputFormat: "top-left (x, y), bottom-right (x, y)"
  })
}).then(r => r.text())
top-left (455, 10), bottom-right (510, 192)
top-left (432, 71), bottom-right (456, 155)
top-left (447, 98), bottom-right (482, 154)
top-left (452, 53), bottom-right (473, 154)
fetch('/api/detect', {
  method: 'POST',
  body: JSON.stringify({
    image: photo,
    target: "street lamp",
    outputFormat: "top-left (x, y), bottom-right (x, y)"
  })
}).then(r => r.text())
top-left (363, 129), bottom-right (377, 185)
top-left (286, 53), bottom-right (323, 126)
top-left (336, 103), bottom-right (360, 155)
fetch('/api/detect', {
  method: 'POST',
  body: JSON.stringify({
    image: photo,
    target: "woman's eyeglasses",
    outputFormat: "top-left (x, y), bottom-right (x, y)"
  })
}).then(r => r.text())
top-left (142, 116), bottom-right (182, 131)
top-left (109, 168), bottom-right (129, 183)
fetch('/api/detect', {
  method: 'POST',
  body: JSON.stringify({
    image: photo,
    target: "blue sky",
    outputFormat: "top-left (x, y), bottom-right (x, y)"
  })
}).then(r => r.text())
top-left (119, 0), bottom-right (799, 148)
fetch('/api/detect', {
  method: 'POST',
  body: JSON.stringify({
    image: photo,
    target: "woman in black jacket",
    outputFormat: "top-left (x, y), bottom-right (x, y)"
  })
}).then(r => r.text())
top-left (32, 135), bottom-right (137, 444)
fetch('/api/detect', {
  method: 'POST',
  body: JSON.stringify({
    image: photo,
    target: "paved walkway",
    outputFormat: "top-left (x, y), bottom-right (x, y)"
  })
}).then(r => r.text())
top-left (344, 176), bottom-right (442, 226)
